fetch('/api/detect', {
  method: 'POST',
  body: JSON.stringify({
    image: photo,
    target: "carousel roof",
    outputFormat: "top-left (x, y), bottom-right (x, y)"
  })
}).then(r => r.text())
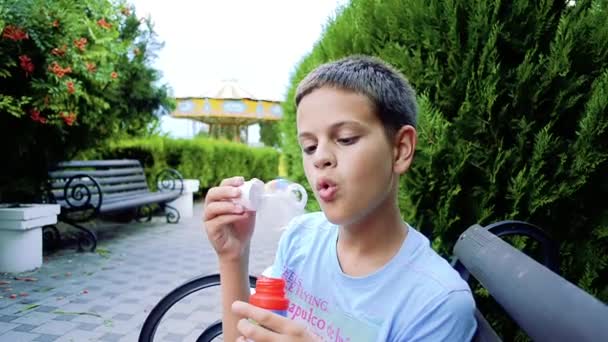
top-left (203, 79), bottom-right (256, 100)
top-left (170, 79), bottom-right (283, 125)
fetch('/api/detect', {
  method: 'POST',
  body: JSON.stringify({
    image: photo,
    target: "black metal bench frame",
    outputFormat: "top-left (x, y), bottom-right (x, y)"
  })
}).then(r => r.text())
top-left (138, 221), bottom-right (608, 342)
top-left (43, 160), bottom-right (184, 252)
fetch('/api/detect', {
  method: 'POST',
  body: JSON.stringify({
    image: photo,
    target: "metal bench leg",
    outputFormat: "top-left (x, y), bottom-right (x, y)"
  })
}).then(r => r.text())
top-left (63, 218), bottom-right (98, 252)
top-left (164, 205), bottom-right (180, 224)
top-left (135, 205), bottom-right (153, 223)
top-left (42, 225), bottom-right (62, 250)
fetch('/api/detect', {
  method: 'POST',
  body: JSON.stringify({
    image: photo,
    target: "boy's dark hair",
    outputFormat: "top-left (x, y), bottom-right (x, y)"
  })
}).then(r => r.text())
top-left (295, 55), bottom-right (418, 136)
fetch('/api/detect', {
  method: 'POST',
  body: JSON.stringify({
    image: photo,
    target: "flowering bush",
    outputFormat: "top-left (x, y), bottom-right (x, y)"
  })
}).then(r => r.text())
top-left (0, 0), bottom-right (173, 201)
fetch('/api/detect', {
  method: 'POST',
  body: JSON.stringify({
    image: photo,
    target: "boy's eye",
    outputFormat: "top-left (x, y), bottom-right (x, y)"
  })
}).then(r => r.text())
top-left (303, 145), bottom-right (317, 155)
top-left (337, 136), bottom-right (359, 145)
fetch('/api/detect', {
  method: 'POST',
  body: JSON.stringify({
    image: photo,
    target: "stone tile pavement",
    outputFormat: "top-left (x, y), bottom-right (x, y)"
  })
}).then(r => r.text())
top-left (0, 203), bottom-right (284, 341)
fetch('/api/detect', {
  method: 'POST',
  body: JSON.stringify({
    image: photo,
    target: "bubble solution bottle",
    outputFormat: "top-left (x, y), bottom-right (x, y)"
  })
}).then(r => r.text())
top-left (249, 276), bottom-right (289, 317)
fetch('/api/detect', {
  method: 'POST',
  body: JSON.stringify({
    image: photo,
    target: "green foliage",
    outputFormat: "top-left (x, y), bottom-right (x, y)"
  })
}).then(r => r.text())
top-left (281, 0), bottom-right (608, 338)
top-left (90, 136), bottom-right (281, 192)
top-left (208, 125), bottom-right (247, 142)
top-left (0, 0), bottom-right (173, 202)
top-left (259, 121), bottom-right (281, 148)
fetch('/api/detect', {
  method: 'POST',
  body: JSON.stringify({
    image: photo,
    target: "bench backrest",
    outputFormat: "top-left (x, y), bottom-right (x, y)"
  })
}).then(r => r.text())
top-left (453, 223), bottom-right (608, 342)
top-left (48, 159), bottom-right (150, 208)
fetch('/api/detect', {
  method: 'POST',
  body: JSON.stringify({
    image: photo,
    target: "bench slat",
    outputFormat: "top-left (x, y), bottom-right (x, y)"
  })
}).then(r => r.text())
top-left (50, 175), bottom-right (147, 189)
top-left (100, 183), bottom-right (149, 193)
top-left (100, 191), bottom-right (180, 213)
top-left (56, 160), bottom-right (141, 168)
top-left (51, 182), bottom-right (150, 200)
top-left (49, 167), bottom-right (145, 179)
top-left (102, 190), bottom-right (152, 203)
top-left (54, 189), bottom-right (153, 208)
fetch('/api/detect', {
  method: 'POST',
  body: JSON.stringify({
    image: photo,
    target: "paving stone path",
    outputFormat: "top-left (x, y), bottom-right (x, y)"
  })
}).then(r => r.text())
top-left (0, 203), bottom-right (283, 342)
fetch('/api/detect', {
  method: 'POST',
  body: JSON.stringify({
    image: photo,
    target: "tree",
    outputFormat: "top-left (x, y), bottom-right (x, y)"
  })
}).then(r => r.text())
top-left (0, 0), bottom-right (173, 202)
top-left (281, 0), bottom-right (608, 338)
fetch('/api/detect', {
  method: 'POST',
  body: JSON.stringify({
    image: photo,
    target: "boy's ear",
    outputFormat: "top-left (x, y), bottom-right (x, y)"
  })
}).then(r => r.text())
top-left (392, 125), bottom-right (417, 174)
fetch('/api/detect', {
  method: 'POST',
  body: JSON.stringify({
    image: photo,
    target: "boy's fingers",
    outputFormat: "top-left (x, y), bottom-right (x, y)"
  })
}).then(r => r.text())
top-left (237, 318), bottom-right (281, 342)
top-left (232, 301), bottom-right (292, 335)
top-left (205, 213), bottom-right (249, 237)
top-left (220, 176), bottom-right (245, 187)
top-left (204, 186), bottom-right (241, 204)
top-left (203, 201), bottom-right (244, 221)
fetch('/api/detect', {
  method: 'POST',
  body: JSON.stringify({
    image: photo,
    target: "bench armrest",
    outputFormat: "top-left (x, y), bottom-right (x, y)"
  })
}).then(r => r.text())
top-left (155, 168), bottom-right (184, 195)
top-left (452, 220), bottom-right (560, 281)
top-left (453, 223), bottom-right (608, 342)
top-left (61, 173), bottom-right (103, 220)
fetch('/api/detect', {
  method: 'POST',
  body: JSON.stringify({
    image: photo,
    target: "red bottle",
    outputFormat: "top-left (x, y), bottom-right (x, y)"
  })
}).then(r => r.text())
top-left (250, 276), bottom-right (289, 317)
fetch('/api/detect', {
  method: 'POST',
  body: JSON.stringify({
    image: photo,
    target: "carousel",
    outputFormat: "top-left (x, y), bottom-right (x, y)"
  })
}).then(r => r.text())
top-left (170, 80), bottom-right (283, 143)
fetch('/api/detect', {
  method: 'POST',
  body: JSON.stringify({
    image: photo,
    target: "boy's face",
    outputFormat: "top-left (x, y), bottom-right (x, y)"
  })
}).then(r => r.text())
top-left (296, 86), bottom-right (404, 225)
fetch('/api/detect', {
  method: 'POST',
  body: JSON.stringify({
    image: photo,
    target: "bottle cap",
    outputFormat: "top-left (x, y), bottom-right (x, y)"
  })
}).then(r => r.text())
top-left (236, 178), bottom-right (264, 211)
top-left (250, 276), bottom-right (289, 311)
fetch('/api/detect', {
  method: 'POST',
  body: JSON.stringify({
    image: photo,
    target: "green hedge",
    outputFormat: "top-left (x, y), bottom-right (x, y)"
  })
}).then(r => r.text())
top-left (280, 0), bottom-right (607, 339)
top-left (92, 136), bottom-right (280, 193)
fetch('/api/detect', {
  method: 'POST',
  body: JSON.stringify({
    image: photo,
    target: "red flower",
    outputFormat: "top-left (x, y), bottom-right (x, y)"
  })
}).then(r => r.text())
top-left (49, 62), bottom-right (71, 78)
top-left (51, 45), bottom-right (67, 56)
top-left (19, 55), bottom-right (34, 76)
top-left (86, 62), bottom-right (96, 73)
top-left (74, 37), bottom-right (87, 51)
top-left (66, 81), bottom-right (75, 94)
top-left (111, 71), bottom-right (118, 79)
top-left (60, 112), bottom-right (76, 126)
top-left (97, 18), bottom-right (112, 29)
top-left (30, 109), bottom-right (47, 124)
top-left (2, 25), bottom-right (28, 41)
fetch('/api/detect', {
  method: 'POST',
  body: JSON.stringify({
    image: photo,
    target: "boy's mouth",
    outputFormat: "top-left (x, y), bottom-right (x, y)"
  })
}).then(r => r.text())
top-left (316, 178), bottom-right (338, 202)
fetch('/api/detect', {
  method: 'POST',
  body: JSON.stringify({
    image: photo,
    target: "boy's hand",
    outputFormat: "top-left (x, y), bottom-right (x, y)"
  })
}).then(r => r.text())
top-left (232, 301), bottom-right (319, 342)
top-left (203, 176), bottom-right (256, 262)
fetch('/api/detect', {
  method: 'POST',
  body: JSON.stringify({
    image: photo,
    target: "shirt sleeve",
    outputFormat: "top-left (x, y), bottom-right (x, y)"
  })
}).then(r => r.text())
top-left (397, 290), bottom-right (477, 342)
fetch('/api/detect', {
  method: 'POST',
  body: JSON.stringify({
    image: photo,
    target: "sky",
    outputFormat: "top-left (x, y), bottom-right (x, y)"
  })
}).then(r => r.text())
top-left (129, 0), bottom-right (348, 140)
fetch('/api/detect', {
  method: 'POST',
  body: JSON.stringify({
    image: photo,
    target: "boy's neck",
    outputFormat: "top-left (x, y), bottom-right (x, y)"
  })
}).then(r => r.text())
top-left (336, 195), bottom-right (407, 277)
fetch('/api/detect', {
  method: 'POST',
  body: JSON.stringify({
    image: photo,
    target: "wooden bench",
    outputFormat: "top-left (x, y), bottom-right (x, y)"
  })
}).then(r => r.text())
top-left (44, 160), bottom-right (184, 252)
top-left (138, 220), bottom-right (608, 342)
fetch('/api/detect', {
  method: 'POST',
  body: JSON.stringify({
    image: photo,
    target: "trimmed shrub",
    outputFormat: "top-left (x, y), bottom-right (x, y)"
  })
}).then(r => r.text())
top-left (280, 0), bottom-right (608, 338)
top-left (93, 136), bottom-right (281, 193)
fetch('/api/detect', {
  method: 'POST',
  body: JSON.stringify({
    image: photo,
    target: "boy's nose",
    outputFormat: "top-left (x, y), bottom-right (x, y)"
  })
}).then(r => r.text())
top-left (313, 152), bottom-right (335, 169)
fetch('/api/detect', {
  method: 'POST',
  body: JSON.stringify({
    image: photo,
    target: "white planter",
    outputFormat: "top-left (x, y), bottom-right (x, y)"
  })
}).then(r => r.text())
top-left (0, 204), bottom-right (60, 273)
top-left (159, 179), bottom-right (200, 219)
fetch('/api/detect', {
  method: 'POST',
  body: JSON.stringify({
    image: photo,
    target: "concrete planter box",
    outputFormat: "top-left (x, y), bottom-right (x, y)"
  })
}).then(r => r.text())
top-left (158, 179), bottom-right (200, 219)
top-left (0, 204), bottom-right (60, 273)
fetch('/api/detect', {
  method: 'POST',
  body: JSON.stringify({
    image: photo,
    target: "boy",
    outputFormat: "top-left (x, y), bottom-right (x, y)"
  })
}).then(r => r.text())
top-left (203, 55), bottom-right (477, 341)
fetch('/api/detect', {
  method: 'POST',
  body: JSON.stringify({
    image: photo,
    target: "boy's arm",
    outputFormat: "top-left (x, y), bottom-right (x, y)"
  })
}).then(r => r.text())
top-left (203, 176), bottom-right (257, 342)
top-left (397, 290), bottom-right (477, 342)
top-left (219, 248), bottom-right (251, 342)
top-left (223, 217), bottom-right (296, 340)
